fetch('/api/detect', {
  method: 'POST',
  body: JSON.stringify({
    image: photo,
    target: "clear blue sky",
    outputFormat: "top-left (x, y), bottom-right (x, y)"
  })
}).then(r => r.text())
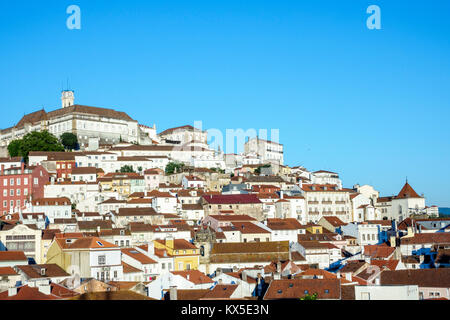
top-left (1, 1), bottom-right (449, 206)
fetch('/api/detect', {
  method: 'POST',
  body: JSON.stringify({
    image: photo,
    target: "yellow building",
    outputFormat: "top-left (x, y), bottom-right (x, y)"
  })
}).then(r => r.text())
top-left (306, 224), bottom-right (323, 234)
top-left (153, 238), bottom-right (200, 271)
top-left (98, 172), bottom-right (144, 197)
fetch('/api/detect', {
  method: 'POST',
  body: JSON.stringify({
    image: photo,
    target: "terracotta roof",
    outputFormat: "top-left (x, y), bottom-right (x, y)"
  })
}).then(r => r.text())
top-left (0, 285), bottom-right (59, 300)
top-left (208, 214), bottom-right (256, 221)
top-left (121, 248), bottom-right (157, 264)
top-left (32, 197), bottom-right (71, 206)
top-left (77, 220), bottom-right (113, 231)
top-left (211, 241), bottom-right (289, 255)
top-left (380, 269), bottom-right (450, 288)
top-left (200, 284), bottom-right (238, 299)
top-left (264, 279), bottom-right (341, 300)
top-left (50, 283), bottom-right (80, 298)
top-left (70, 291), bottom-right (153, 300)
top-left (322, 216), bottom-right (347, 227)
top-left (181, 203), bottom-right (203, 211)
top-left (370, 259), bottom-right (399, 271)
top-left (117, 207), bottom-right (159, 216)
top-left (298, 269), bottom-right (338, 280)
top-left (363, 244), bottom-right (396, 259)
top-left (71, 167), bottom-right (98, 175)
top-left (164, 289), bottom-right (210, 300)
top-left (121, 262), bottom-right (143, 274)
top-left (202, 194), bottom-right (262, 204)
top-left (230, 221), bottom-right (270, 234)
top-left (0, 251), bottom-right (28, 262)
top-left (16, 264), bottom-right (70, 279)
top-left (396, 182), bottom-right (422, 199)
top-left (155, 239), bottom-right (198, 250)
top-left (0, 266), bottom-right (18, 276)
top-left (171, 270), bottom-right (214, 284)
top-left (267, 218), bottom-right (304, 230)
top-left (400, 233), bottom-right (450, 245)
top-left (57, 237), bottom-right (117, 250)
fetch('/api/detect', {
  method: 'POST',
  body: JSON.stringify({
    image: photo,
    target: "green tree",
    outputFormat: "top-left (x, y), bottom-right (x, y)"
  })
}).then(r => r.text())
top-left (165, 162), bottom-right (184, 174)
top-left (7, 140), bottom-right (22, 157)
top-left (60, 132), bottom-right (79, 150)
top-left (137, 166), bottom-right (143, 174)
top-left (120, 165), bottom-right (135, 173)
top-left (300, 293), bottom-right (318, 300)
top-left (8, 131), bottom-right (64, 161)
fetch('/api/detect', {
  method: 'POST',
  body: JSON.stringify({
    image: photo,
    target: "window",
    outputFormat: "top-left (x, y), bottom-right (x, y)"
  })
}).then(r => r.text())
top-left (24, 189), bottom-right (28, 196)
top-left (98, 255), bottom-right (106, 265)
top-left (16, 178), bottom-right (21, 185)
top-left (24, 178), bottom-right (28, 185)
top-left (16, 189), bottom-right (20, 196)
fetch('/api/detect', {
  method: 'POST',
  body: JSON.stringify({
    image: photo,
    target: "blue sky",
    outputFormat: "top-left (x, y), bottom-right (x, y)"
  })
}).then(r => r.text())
top-left (0, 1), bottom-right (449, 206)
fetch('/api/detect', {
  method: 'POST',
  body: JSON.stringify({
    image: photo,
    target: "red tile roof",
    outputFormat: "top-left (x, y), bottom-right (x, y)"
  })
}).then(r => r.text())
top-left (202, 194), bottom-right (262, 204)
top-left (0, 251), bottom-right (28, 262)
top-left (171, 270), bottom-right (214, 284)
top-left (396, 182), bottom-right (422, 199)
top-left (121, 248), bottom-right (157, 264)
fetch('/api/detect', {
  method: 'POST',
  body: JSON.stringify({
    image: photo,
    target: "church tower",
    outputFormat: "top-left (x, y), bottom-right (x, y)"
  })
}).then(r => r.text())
top-left (61, 90), bottom-right (75, 108)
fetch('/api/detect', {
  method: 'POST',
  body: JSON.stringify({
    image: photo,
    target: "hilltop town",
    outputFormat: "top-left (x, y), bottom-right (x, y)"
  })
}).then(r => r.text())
top-left (0, 91), bottom-right (448, 301)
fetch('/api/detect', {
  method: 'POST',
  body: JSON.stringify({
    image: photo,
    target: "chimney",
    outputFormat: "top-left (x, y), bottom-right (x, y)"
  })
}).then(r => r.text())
top-left (21, 161), bottom-right (25, 174)
top-left (166, 237), bottom-right (174, 249)
top-left (169, 286), bottom-right (178, 301)
top-left (186, 274), bottom-right (190, 281)
top-left (1, 164), bottom-right (4, 175)
top-left (8, 287), bottom-right (17, 297)
top-left (390, 236), bottom-right (396, 247)
top-left (242, 272), bottom-right (248, 282)
top-left (280, 191), bottom-right (284, 199)
top-left (97, 226), bottom-right (101, 233)
top-left (345, 273), bottom-right (352, 282)
top-left (40, 268), bottom-right (46, 276)
top-left (274, 272), bottom-right (281, 280)
top-left (276, 261), bottom-right (282, 273)
top-left (38, 284), bottom-right (51, 295)
top-left (147, 241), bottom-right (154, 256)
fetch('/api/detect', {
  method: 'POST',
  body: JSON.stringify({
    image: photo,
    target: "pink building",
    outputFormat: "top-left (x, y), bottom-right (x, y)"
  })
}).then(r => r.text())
top-left (0, 163), bottom-right (49, 215)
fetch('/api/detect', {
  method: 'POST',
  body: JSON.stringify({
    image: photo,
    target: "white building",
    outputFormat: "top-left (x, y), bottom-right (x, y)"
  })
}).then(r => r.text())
top-left (244, 137), bottom-right (284, 165)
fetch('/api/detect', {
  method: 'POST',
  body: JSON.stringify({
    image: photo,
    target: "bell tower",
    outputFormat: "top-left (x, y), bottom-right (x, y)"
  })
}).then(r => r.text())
top-left (61, 90), bottom-right (75, 108)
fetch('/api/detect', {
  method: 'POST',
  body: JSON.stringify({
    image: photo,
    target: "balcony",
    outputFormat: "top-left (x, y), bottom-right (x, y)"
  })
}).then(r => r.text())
top-left (335, 211), bottom-right (347, 215)
top-left (335, 201), bottom-right (346, 204)
top-left (308, 201), bottom-right (319, 205)
top-left (308, 211), bottom-right (320, 215)
top-left (322, 211), bottom-right (333, 215)
top-left (322, 201), bottom-right (332, 204)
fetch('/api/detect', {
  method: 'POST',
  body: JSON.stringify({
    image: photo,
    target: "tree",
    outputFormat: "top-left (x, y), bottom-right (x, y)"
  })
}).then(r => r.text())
top-left (7, 140), bottom-right (22, 157)
top-left (8, 131), bottom-right (64, 161)
top-left (137, 166), bottom-right (143, 174)
top-left (165, 162), bottom-right (184, 175)
top-left (60, 132), bottom-right (79, 150)
top-left (300, 293), bottom-right (318, 300)
top-left (120, 165), bottom-right (135, 173)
